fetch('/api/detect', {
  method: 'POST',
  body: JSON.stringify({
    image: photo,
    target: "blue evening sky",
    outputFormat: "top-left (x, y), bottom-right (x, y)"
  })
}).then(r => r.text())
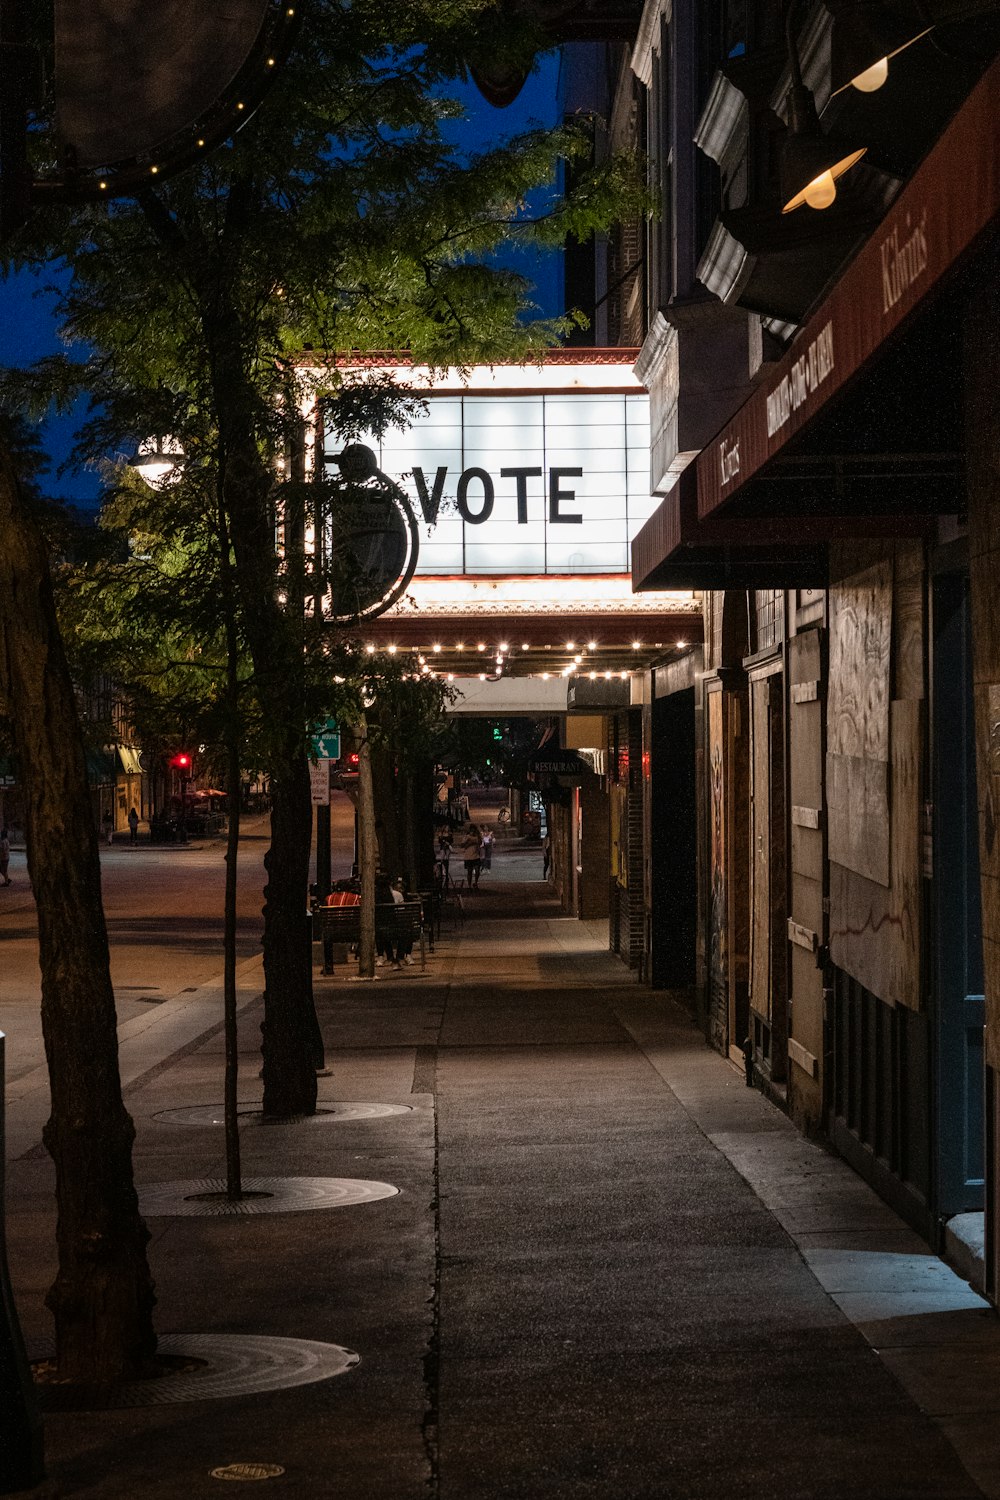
top-left (0, 51), bottom-right (565, 510)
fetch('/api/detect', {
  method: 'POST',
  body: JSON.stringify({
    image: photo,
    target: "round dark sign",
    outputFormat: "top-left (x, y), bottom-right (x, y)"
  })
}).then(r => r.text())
top-left (315, 446), bottom-right (419, 624)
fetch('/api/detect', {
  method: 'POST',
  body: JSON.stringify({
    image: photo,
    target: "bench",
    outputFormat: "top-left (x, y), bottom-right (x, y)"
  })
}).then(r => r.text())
top-left (311, 899), bottom-right (425, 973)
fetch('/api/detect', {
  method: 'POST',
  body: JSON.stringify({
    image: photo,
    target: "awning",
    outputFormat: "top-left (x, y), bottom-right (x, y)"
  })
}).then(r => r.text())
top-left (528, 748), bottom-right (590, 784)
top-left (631, 53), bottom-right (1000, 585)
top-left (695, 54), bottom-right (999, 525)
top-left (632, 469), bottom-right (932, 591)
top-left (117, 745), bottom-right (144, 776)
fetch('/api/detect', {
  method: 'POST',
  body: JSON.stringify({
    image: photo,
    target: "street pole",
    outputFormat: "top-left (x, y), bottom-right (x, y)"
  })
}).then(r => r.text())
top-left (316, 801), bottom-right (331, 898)
top-left (0, 1035), bottom-right (45, 1492)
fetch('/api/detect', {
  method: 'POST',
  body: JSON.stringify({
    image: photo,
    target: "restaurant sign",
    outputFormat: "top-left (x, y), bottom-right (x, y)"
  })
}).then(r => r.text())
top-left (696, 54), bottom-right (1000, 521)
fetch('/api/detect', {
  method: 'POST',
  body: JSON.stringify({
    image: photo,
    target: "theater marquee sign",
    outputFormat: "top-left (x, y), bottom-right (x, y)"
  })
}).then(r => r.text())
top-left (321, 358), bottom-right (656, 576)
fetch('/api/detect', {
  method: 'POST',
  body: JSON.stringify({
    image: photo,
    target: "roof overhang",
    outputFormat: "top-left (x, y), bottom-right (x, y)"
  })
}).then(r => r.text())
top-left (695, 54), bottom-right (999, 527)
top-left (630, 469), bottom-right (934, 590)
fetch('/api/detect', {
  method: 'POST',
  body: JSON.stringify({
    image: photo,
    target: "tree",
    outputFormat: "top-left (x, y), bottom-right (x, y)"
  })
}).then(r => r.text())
top-left (0, 428), bottom-right (156, 1385)
top-left (7, 0), bottom-right (647, 1120)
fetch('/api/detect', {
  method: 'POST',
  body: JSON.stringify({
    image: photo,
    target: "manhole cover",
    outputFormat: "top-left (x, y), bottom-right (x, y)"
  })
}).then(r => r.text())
top-left (139, 1176), bottom-right (399, 1217)
top-left (152, 1102), bottom-right (413, 1126)
top-left (211, 1462), bottom-right (286, 1481)
top-left (32, 1333), bottom-right (359, 1409)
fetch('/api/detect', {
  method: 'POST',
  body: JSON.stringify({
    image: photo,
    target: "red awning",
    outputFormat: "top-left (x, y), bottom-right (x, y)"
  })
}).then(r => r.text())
top-left (694, 54), bottom-right (1000, 525)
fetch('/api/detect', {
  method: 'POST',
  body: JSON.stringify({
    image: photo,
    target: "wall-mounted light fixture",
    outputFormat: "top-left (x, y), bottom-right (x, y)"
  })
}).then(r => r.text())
top-left (781, 0), bottom-right (867, 211)
top-left (827, 0), bottom-right (1000, 96)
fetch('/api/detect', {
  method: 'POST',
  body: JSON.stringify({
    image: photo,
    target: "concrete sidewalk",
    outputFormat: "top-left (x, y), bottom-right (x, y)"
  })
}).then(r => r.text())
top-left (5, 879), bottom-right (1000, 1497)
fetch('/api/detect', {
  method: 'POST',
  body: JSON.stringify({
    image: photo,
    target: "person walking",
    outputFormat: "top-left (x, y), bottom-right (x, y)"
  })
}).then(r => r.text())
top-left (460, 824), bottom-right (480, 890)
top-left (480, 827), bottom-right (494, 877)
top-left (102, 809), bottom-right (114, 846)
top-left (127, 806), bottom-right (140, 845)
top-left (436, 828), bottom-right (453, 890)
top-left (0, 827), bottom-right (10, 886)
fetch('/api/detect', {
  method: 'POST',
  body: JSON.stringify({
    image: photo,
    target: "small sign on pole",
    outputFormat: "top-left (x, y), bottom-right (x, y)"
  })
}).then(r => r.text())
top-left (309, 760), bottom-right (331, 806)
top-left (309, 718), bottom-right (341, 762)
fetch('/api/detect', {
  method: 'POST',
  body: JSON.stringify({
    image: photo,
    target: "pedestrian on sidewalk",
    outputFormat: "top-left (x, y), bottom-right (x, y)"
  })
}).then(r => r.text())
top-left (436, 827), bottom-right (453, 889)
top-left (480, 827), bottom-right (494, 875)
top-left (102, 809), bottom-right (113, 846)
top-left (460, 824), bottom-right (480, 889)
top-left (0, 826), bottom-right (10, 886)
top-left (127, 806), bottom-right (140, 845)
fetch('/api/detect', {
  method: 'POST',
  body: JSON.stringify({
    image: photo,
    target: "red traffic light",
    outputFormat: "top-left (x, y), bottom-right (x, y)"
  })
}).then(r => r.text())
top-left (171, 752), bottom-right (191, 769)
top-left (348, 752), bottom-right (359, 766)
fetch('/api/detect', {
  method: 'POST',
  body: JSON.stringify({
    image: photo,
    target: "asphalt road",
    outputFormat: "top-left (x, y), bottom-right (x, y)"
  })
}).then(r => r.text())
top-left (0, 802), bottom-right (344, 1085)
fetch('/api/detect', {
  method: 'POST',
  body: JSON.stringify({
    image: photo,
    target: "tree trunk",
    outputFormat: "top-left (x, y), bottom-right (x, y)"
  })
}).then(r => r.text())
top-left (260, 745), bottom-right (318, 1116)
top-left (371, 740), bottom-right (401, 880)
top-left (357, 718), bottom-right (377, 978)
top-left (223, 731), bottom-right (243, 1196)
top-left (207, 312), bottom-right (318, 1119)
top-left (0, 448), bottom-right (156, 1382)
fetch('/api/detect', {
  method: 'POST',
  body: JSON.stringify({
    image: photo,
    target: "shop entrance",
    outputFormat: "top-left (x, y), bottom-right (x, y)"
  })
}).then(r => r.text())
top-left (932, 568), bottom-right (985, 1218)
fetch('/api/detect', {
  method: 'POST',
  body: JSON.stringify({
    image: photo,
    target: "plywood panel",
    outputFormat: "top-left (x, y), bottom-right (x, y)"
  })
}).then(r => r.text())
top-left (827, 753), bottom-right (890, 887)
top-left (827, 558), bottom-right (892, 885)
top-left (828, 560), bottom-right (892, 760)
top-left (829, 699), bottom-right (923, 1009)
top-left (707, 688), bottom-right (727, 998)
top-left (750, 678), bottom-right (770, 1022)
top-left (893, 541), bottom-right (925, 703)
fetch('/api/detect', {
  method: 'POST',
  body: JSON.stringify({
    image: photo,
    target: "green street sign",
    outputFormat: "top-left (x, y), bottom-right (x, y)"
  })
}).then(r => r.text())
top-left (309, 719), bottom-right (341, 761)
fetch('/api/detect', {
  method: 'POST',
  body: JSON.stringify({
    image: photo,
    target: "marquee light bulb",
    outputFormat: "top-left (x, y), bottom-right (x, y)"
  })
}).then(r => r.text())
top-left (851, 55), bottom-right (888, 92)
top-left (522, 642), bottom-right (530, 650)
top-left (366, 643), bottom-right (376, 654)
top-left (433, 643), bottom-right (441, 653)
top-left (588, 639), bottom-right (597, 650)
top-left (388, 644), bottom-right (398, 654)
top-left (565, 640), bottom-right (575, 650)
top-left (803, 170), bottom-right (837, 210)
top-left (632, 639), bottom-right (641, 650)
top-left (499, 641), bottom-right (509, 652)
top-left (477, 642), bottom-right (486, 652)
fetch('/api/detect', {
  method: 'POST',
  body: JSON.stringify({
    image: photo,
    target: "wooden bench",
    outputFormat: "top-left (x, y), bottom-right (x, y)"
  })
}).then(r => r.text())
top-left (311, 899), bottom-right (424, 973)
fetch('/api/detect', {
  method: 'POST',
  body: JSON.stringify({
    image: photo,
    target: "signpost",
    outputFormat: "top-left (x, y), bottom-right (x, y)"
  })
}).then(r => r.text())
top-left (309, 761), bottom-right (331, 807)
top-left (309, 720), bottom-right (341, 763)
top-left (309, 721), bottom-right (340, 904)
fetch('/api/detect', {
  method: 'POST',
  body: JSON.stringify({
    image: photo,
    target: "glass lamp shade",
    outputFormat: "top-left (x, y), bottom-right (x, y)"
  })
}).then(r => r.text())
top-left (780, 86), bottom-right (867, 213)
top-left (133, 436), bottom-right (184, 487)
top-left (829, 2), bottom-right (933, 95)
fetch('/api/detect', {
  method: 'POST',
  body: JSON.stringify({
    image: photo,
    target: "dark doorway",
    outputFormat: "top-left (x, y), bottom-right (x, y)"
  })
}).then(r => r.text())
top-left (650, 687), bottom-right (697, 989)
top-left (932, 569), bottom-right (985, 1217)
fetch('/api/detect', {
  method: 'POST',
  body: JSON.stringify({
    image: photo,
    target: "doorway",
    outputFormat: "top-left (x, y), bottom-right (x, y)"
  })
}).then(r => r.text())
top-left (649, 687), bottom-right (697, 989)
top-left (932, 569), bottom-right (985, 1218)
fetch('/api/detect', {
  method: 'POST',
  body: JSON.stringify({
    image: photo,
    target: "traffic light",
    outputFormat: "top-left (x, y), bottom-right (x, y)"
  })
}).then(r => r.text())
top-left (492, 726), bottom-right (503, 741)
top-left (170, 752), bottom-right (192, 771)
